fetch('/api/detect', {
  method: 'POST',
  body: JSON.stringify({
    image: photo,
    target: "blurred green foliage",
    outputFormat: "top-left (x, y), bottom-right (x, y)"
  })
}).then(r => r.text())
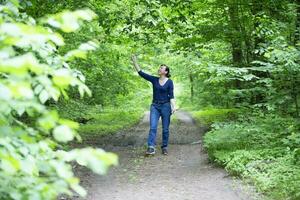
top-left (0, 1), bottom-right (118, 199)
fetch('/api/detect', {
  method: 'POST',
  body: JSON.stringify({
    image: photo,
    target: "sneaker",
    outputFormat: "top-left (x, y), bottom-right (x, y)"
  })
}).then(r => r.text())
top-left (145, 147), bottom-right (155, 156)
top-left (162, 148), bottom-right (168, 155)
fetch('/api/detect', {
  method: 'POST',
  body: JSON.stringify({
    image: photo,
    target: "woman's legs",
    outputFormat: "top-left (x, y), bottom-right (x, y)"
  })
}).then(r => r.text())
top-left (161, 103), bottom-right (172, 149)
top-left (148, 104), bottom-right (160, 149)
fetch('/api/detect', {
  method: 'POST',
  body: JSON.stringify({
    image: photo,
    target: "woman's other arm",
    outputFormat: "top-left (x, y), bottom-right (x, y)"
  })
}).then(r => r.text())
top-left (169, 80), bottom-right (177, 114)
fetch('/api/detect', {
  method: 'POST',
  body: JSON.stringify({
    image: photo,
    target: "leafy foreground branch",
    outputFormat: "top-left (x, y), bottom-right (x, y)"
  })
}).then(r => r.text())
top-left (0, 1), bottom-right (117, 199)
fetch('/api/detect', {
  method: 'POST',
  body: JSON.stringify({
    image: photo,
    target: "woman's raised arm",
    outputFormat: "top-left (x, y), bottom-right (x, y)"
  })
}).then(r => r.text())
top-left (131, 54), bottom-right (156, 83)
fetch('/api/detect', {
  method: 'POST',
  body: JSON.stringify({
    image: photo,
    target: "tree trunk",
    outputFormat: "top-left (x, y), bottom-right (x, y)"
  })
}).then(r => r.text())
top-left (189, 73), bottom-right (194, 102)
top-left (251, 0), bottom-right (265, 60)
top-left (293, 0), bottom-right (300, 117)
top-left (294, 0), bottom-right (300, 45)
top-left (228, 5), bottom-right (243, 66)
top-left (227, 2), bottom-right (243, 103)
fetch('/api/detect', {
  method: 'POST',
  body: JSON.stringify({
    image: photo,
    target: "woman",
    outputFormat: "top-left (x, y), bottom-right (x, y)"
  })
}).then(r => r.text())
top-left (131, 55), bottom-right (177, 156)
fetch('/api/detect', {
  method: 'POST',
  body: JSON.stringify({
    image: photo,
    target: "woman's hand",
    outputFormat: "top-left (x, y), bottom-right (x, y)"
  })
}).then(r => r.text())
top-left (170, 99), bottom-right (177, 114)
top-left (131, 54), bottom-right (141, 72)
top-left (131, 54), bottom-right (137, 63)
top-left (171, 107), bottom-right (177, 114)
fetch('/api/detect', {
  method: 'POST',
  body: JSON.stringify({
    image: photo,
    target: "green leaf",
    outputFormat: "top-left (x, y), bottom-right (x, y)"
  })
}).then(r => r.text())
top-left (52, 69), bottom-right (73, 88)
top-left (64, 49), bottom-right (87, 61)
top-left (70, 182), bottom-right (87, 197)
top-left (0, 83), bottom-right (12, 100)
top-left (39, 89), bottom-right (49, 104)
top-left (38, 111), bottom-right (59, 131)
top-left (21, 155), bottom-right (38, 175)
top-left (0, 155), bottom-right (20, 174)
top-left (78, 40), bottom-right (99, 51)
top-left (74, 9), bottom-right (97, 21)
top-left (58, 119), bottom-right (79, 129)
top-left (9, 82), bottom-right (34, 99)
top-left (0, 53), bottom-right (43, 76)
top-left (44, 9), bottom-right (97, 33)
top-left (51, 160), bottom-right (73, 178)
top-left (73, 148), bottom-right (118, 175)
top-left (53, 125), bottom-right (74, 143)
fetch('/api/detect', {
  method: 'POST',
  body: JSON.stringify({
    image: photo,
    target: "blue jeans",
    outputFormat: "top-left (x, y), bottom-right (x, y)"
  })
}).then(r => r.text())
top-left (148, 102), bottom-right (172, 149)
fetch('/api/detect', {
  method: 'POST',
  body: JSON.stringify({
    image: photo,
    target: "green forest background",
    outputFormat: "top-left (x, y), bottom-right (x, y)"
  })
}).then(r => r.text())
top-left (0, 0), bottom-right (300, 199)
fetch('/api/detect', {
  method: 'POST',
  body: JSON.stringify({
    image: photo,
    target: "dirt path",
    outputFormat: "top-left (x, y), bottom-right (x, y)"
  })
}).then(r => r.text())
top-left (71, 110), bottom-right (261, 200)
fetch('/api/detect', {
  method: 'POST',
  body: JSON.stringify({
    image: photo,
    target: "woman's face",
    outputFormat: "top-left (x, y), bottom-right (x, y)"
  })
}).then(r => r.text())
top-left (158, 65), bottom-right (167, 76)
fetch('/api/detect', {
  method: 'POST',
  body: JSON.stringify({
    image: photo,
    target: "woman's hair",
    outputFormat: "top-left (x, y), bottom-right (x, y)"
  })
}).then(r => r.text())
top-left (160, 64), bottom-right (171, 78)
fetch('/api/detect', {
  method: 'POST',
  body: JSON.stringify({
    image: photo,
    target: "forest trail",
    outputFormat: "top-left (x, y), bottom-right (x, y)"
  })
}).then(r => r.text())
top-left (71, 110), bottom-right (260, 200)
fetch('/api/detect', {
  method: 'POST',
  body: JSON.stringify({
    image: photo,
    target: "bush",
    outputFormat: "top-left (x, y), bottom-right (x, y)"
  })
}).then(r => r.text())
top-left (203, 113), bottom-right (300, 199)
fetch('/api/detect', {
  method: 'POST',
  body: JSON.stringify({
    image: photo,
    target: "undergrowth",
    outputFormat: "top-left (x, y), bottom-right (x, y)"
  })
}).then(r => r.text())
top-left (203, 111), bottom-right (300, 200)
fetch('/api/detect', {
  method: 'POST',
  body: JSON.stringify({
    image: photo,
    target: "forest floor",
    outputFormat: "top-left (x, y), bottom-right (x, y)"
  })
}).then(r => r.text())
top-left (68, 110), bottom-right (262, 200)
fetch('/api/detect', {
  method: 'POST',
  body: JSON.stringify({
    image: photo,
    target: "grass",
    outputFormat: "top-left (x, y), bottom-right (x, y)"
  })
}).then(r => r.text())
top-left (190, 108), bottom-right (240, 126)
top-left (53, 93), bottom-right (149, 137)
top-left (79, 109), bottom-right (143, 136)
